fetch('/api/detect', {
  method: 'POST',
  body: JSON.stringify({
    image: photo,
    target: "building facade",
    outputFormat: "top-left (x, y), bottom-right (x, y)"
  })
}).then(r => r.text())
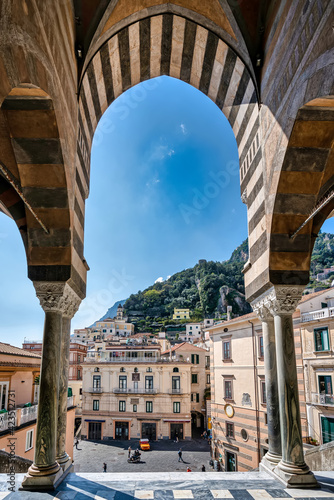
top-left (81, 345), bottom-right (192, 441)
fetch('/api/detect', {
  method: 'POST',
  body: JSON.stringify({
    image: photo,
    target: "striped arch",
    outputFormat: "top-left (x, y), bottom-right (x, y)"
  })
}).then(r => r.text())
top-left (76, 13), bottom-right (265, 302)
top-left (269, 97), bottom-right (334, 288)
top-left (0, 85), bottom-right (84, 294)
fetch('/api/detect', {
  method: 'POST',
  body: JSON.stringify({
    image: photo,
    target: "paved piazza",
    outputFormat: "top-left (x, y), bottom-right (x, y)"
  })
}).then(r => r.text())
top-left (0, 471), bottom-right (334, 499)
top-left (73, 438), bottom-right (211, 473)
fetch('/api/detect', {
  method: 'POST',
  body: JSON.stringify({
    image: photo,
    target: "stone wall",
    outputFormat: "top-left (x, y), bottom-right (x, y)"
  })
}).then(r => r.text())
top-left (0, 450), bottom-right (32, 473)
top-left (304, 441), bottom-right (334, 471)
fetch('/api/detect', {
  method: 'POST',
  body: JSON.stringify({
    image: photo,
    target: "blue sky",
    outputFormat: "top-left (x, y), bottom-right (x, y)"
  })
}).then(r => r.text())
top-left (0, 76), bottom-right (333, 347)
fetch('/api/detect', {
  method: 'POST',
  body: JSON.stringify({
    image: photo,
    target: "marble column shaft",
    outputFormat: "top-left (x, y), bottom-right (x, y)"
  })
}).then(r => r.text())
top-left (262, 315), bottom-right (282, 460)
top-left (56, 316), bottom-right (71, 464)
top-left (33, 310), bottom-right (62, 473)
top-left (274, 312), bottom-right (305, 467)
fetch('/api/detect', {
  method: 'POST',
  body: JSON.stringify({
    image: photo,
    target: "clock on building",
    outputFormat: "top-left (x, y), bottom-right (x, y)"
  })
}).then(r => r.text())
top-left (224, 404), bottom-right (234, 418)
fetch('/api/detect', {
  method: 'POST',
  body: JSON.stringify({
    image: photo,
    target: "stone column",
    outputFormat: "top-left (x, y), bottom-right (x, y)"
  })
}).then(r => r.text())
top-left (56, 288), bottom-right (81, 471)
top-left (267, 286), bottom-right (317, 488)
top-left (21, 283), bottom-right (72, 490)
top-left (253, 302), bottom-right (281, 469)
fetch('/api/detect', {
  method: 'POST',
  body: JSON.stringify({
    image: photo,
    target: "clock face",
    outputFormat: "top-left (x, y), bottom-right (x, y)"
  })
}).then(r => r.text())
top-left (224, 404), bottom-right (234, 418)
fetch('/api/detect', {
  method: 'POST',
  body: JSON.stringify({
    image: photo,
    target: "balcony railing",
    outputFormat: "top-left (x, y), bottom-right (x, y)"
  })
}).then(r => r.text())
top-left (169, 388), bottom-right (182, 394)
top-left (310, 392), bottom-right (334, 406)
top-left (0, 410), bottom-right (17, 432)
top-left (113, 388), bottom-right (157, 394)
top-left (67, 396), bottom-right (74, 407)
top-left (20, 405), bottom-right (38, 425)
top-left (301, 306), bottom-right (334, 323)
top-left (88, 387), bottom-right (103, 393)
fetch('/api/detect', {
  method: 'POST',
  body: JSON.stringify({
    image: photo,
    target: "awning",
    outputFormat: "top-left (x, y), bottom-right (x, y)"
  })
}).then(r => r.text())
top-left (84, 419), bottom-right (105, 422)
top-left (163, 419), bottom-right (191, 423)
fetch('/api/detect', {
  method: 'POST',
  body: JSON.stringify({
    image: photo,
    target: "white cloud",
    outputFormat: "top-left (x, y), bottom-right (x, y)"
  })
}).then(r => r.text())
top-left (148, 142), bottom-right (175, 162)
top-left (155, 277), bottom-right (164, 283)
top-left (146, 177), bottom-right (160, 189)
top-left (180, 123), bottom-right (187, 135)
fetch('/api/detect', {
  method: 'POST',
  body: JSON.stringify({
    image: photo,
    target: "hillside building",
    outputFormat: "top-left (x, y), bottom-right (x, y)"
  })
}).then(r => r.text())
top-left (172, 308), bottom-right (190, 320)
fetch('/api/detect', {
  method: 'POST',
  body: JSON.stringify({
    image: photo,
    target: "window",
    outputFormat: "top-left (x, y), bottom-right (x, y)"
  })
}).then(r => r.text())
top-left (226, 422), bottom-right (234, 438)
top-left (134, 367), bottom-right (138, 373)
top-left (318, 375), bottom-right (332, 403)
top-left (93, 375), bottom-right (101, 388)
top-left (173, 367), bottom-right (179, 372)
top-left (78, 354), bottom-right (81, 362)
top-left (94, 367), bottom-right (99, 372)
top-left (223, 341), bottom-right (231, 360)
top-left (173, 402), bottom-right (180, 413)
top-left (26, 429), bottom-right (34, 451)
top-left (172, 376), bottom-right (180, 391)
top-left (145, 376), bottom-right (154, 390)
top-left (120, 367), bottom-right (125, 372)
top-left (259, 336), bottom-right (264, 358)
top-left (192, 374), bottom-right (198, 384)
top-left (119, 400), bottom-right (126, 412)
top-left (205, 356), bottom-right (210, 368)
top-left (119, 375), bottom-right (127, 389)
top-left (146, 401), bottom-right (153, 413)
top-left (261, 381), bottom-right (266, 404)
top-left (93, 400), bottom-right (99, 411)
top-left (314, 327), bottom-right (330, 351)
top-left (79, 388), bottom-right (82, 395)
top-left (224, 380), bottom-right (232, 399)
top-left (191, 393), bottom-right (199, 402)
top-left (206, 374), bottom-right (210, 384)
top-left (133, 404), bottom-right (137, 412)
top-left (146, 367), bottom-right (152, 372)
top-left (77, 369), bottom-right (81, 380)
top-left (191, 354), bottom-right (199, 364)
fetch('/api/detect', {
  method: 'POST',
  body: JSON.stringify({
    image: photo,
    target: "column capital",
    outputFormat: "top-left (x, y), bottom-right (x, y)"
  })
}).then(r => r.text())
top-left (34, 282), bottom-right (81, 318)
top-left (252, 285), bottom-right (304, 317)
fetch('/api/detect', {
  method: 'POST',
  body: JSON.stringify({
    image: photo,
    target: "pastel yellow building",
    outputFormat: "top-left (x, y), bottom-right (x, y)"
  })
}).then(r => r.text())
top-left (172, 308), bottom-right (190, 320)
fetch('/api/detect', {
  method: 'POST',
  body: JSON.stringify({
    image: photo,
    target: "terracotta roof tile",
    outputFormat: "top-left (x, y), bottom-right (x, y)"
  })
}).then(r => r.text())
top-left (0, 342), bottom-right (41, 358)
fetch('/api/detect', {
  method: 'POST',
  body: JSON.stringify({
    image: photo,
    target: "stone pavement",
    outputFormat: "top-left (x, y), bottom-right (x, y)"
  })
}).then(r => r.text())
top-left (0, 471), bottom-right (334, 499)
top-left (72, 439), bottom-right (211, 473)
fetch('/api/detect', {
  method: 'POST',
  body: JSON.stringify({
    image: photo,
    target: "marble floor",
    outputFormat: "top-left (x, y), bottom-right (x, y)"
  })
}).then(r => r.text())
top-left (0, 471), bottom-right (333, 499)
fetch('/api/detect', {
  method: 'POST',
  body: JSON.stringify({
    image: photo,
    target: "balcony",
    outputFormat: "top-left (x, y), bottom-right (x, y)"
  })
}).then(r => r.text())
top-left (0, 409), bottom-right (17, 432)
top-left (67, 396), bottom-right (74, 407)
top-left (113, 388), bottom-right (157, 394)
top-left (88, 387), bottom-right (103, 393)
top-left (20, 405), bottom-right (38, 425)
top-left (301, 306), bottom-right (334, 323)
top-left (310, 392), bottom-right (334, 406)
top-left (169, 388), bottom-right (182, 394)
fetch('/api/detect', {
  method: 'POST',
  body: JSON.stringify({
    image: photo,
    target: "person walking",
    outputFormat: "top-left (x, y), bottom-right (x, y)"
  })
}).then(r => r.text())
top-left (178, 448), bottom-right (183, 462)
top-left (74, 438), bottom-right (79, 449)
top-left (128, 446), bottom-right (132, 459)
top-left (201, 465), bottom-right (206, 472)
top-left (103, 463), bottom-right (107, 472)
top-left (187, 467), bottom-right (192, 472)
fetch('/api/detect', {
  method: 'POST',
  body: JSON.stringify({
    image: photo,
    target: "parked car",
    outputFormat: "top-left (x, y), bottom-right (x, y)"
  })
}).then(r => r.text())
top-left (139, 438), bottom-right (150, 451)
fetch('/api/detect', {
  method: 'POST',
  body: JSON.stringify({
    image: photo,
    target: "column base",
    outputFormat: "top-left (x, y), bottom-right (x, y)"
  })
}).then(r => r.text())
top-left (273, 461), bottom-right (318, 489)
top-left (20, 463), bottom-right (64, 491)
top-left (56, 452), bottom-right (72, 472)
top-left (260, 451), bottom-right (282, 471)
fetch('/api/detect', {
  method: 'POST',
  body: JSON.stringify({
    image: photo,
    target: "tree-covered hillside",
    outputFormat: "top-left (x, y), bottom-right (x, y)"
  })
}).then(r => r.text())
top-left (124, 240), bottom-right (251, 331)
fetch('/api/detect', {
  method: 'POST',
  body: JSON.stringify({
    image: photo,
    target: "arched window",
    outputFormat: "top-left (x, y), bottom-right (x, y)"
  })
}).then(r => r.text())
top-left (173, 367), bottom-right (179, 372)
top-left (94, 367), bottom-right (99, 372)
top-left (134, 367), bottom-right (138, 373)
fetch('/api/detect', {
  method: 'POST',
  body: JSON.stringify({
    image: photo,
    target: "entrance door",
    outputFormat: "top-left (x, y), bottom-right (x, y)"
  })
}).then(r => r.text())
top-left (115, 421), bottom-right (129, 440)
top-left (321, 416), bottom-right (334, 444)
top-left (142, 422), bottom-right (156, 440)
top-left (170, 423), bottom-right (183, 440)
top-left (88, 422), bottom-right (101, 440)
top-left (226, 451), bottom-right (236, 471)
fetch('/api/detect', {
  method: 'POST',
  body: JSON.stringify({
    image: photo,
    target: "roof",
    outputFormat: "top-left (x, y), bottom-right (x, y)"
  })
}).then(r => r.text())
top-left (161, 342), bottom-right (207, 355)
top-left (299, 288), bottom-right (333, 304)
top-left (0, 342), bottom-right (41, 358)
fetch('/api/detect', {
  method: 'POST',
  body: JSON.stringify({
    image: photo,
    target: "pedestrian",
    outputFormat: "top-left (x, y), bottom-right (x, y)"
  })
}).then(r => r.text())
top-left (128, 446), bottom-right (131, 459)
top-left (203, 430), bottom-right (207, 439)
top-left (187, 467), bottom-right (191, 472)
top-left (201, 465), bottom-right (206, 472)
top-left (103, 462), bottom-right (107, 472)
top-left (178, 448), bottom-right (183, 462)
top-left (74, 438), bottom-right (79, 449)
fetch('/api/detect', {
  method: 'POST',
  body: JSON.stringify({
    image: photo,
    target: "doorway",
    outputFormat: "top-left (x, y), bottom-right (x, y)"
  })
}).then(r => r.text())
top-left (142, 422), bottom-right (156, 440)
top-left (115, 421), bottom-right (129, 440)
top-left (225, 451), bottom-right (237, 471)
top-left (88, 422), bottom-right (101, 440)
top-left (170, 423), bottom-right (183, 441)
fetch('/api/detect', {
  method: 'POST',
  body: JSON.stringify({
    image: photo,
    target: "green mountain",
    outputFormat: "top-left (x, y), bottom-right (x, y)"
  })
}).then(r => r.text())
top-left (124, 240), bottom-right (251, 331)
